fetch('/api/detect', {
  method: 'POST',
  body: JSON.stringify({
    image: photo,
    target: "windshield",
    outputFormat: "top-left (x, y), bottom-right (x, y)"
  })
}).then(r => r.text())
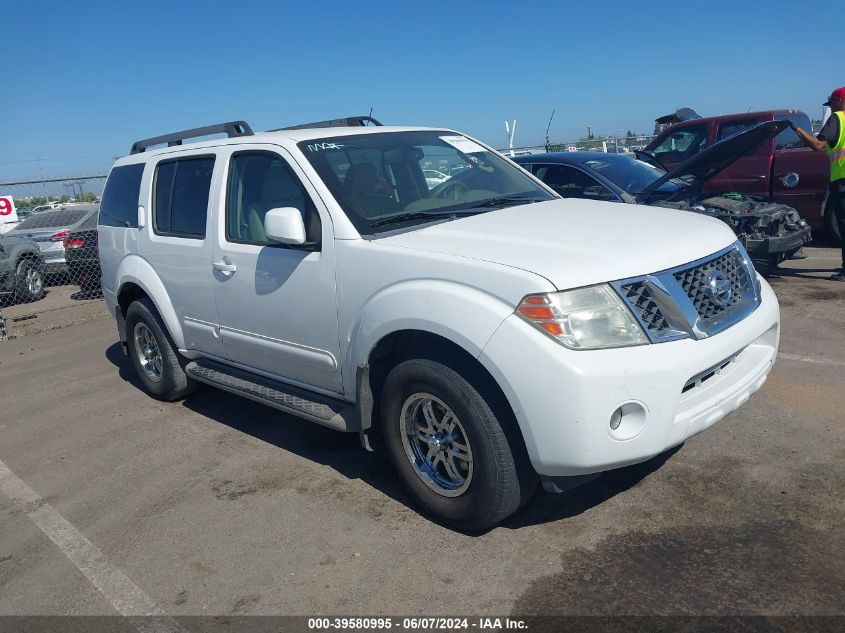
top-left (298, 131), bottom-right (554, 233)
top-left (14, 209), bottom-right (90, 231)
top-left (581, 155), bottom-right (680, 194)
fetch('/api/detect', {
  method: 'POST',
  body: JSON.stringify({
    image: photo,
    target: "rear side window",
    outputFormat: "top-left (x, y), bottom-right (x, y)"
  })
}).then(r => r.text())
top-left (153, 157), bottom-right (215, 238)
top-left (100, 164), bottom-right (144, 228)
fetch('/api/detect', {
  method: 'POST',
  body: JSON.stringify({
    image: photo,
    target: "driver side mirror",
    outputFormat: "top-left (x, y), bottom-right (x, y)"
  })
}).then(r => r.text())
top-left (264, 207), bottom-right (306, 245)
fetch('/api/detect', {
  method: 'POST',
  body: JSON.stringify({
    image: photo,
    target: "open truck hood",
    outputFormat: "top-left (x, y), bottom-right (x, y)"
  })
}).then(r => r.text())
top-left (638, 120), bottom-right (790, 199)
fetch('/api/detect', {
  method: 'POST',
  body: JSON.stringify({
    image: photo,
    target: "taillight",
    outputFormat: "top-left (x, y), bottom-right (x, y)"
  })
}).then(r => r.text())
top-left (64, 238), bottom-right (87, 249)
top-left (51, 230), bottom-right (70, 242)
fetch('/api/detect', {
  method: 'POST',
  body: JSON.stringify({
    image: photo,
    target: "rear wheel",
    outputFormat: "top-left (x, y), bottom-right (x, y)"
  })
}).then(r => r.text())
top-left (381, 358), bottom-right (535, 531)
top-left (14, 259), bottom-right (45, 303)
top-left (125, 297), bottom-right (196, 401)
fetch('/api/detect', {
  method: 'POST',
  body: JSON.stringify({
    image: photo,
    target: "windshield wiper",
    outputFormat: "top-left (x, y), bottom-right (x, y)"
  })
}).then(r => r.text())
top-left (370, 209), bottom-right (485, 228)
top-left (461, 195), bottom-right (549, 209)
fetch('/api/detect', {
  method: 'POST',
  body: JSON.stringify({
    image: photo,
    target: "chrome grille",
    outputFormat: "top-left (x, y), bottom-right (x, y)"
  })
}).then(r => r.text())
top-left (611, 243), bottom-right (760, 344)
top-left (674, 249), bottom-right (752, 322)
top-left (619, 281), bottom-right (673, 337)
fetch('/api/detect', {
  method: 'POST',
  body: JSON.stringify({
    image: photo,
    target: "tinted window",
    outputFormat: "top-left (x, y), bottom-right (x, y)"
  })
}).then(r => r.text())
top-left (99, 164), bottom-right (144, 227)
top-left (14, 209), bottom-right (89, 230)
top-left (651, 125), bottom-right (708, 162)
top-left (226, 152), bottom-right (321, 245)
top-left (153, 157), bottom-right (214, 238)
top-left (533, 164), bottom-right (618, 201)
top-left (776, 114), bottom-right (813, 150)
top-left (716, 119), bottom-right (759, 142)
top-left (716, 119), bottom-right (767, 156)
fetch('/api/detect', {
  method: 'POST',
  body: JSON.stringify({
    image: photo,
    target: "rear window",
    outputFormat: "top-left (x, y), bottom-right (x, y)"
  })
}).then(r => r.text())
top-left (776, 114), bottom-right (813, 150)
top-left (153, 156), bottom-right (215, 238)
top-left (79, 212), bottom-right (99, 229)
top-left (14, 209), bottom-right (88, 230)
top-left (100, 163), bottom-right (144, 227)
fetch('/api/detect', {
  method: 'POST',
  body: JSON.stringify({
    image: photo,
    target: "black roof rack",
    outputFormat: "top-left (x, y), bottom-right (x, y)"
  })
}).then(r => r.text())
top-left (130, 120), bottom-right (254, 155)
top-left (271, 115), bottom-right (383, 131)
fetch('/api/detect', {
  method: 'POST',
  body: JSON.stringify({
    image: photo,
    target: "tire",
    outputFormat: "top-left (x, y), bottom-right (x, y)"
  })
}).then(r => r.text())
top-left (124, 297), bottom-right (196, 401)
top-left (14, 259), bottom-right (45, 303)
top-left (381, 358), bottom-right (535, 531)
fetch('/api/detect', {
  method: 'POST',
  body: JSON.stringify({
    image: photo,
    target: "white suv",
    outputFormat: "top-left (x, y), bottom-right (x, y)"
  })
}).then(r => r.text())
top-left (99, 119), bottom-right (780, 530)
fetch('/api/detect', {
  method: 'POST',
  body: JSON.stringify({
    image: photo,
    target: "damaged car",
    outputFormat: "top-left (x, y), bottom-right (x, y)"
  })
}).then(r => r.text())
top-left (515, 120), bottom-right (811, 268)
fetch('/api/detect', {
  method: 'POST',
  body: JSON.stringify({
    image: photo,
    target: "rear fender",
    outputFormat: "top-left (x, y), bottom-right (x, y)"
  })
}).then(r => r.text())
top-left (116, 254), bottom-right (184, 349)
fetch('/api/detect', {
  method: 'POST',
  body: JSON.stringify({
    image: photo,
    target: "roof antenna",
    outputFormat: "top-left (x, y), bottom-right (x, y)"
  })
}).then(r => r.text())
top-left (545, 109), bottom-right (556, 152)
top-left (368, 106), bottom-right (374, 124)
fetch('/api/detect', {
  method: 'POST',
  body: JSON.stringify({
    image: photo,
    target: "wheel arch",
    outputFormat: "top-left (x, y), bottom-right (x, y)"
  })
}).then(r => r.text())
top-left (115, 257), bottom-right (184, 349)
top-left (361, 328), bottom-right (534, 475)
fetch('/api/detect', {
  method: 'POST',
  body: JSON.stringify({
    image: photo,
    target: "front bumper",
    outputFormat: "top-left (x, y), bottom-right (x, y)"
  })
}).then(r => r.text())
top-left (744, 227), bottom-right (811, 261)
top-left (479, 277), bottom-right (780, 477)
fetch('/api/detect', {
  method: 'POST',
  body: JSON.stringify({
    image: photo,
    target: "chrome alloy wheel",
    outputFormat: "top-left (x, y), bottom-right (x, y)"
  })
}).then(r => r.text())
top-left (133, 322), bottom-right (163, 383)
top-left (400, 393), bottom-right (474, 497)
top-left (25, 267), bottom-right (43, 296)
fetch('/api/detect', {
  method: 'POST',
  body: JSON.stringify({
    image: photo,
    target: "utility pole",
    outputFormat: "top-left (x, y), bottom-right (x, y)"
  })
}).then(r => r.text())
top-left (545, 109), bottom-right (555, 152)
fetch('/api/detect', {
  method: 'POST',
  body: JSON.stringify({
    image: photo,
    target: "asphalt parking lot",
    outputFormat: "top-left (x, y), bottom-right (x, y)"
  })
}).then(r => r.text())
top-left (0, 247), bottom-right (843, 625)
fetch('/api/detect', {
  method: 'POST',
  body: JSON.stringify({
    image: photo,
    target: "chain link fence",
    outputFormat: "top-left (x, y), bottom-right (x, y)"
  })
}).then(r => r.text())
top-left (0, 175), bottom-right (108, 341)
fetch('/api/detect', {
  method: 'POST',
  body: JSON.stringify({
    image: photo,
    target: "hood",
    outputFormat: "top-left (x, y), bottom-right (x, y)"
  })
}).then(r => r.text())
top-left (376, 199), bottom-right (737, 290)
top-left (639, 120), bottom-right (789, 199)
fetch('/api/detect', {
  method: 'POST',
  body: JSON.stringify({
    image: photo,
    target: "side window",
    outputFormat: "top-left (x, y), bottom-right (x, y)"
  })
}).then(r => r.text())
top-left (226, 152), bottom-right (321, 245)
top-left (651, 125), bottom-right (708, 162)
top-left (775, 114), bottom-right (813, 150)
top-left (717, 119), bottom-right (758, 142)
top-left (99, 163), bottom-right (144, 228)
top-left (534, 164), bottom-right (617, 201)
top-left (153, 156), bottom-right (214, 239)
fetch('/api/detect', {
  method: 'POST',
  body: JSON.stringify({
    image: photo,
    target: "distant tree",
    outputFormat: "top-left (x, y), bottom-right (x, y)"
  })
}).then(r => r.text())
top-left (59, 195), bottom-right (70, 203)
top-left (78, 192), bottom-right (97, 202)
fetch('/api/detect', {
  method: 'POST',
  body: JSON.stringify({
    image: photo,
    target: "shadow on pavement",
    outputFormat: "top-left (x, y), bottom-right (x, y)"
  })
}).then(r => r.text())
top-left (106, 342), bottom-right (682, 533)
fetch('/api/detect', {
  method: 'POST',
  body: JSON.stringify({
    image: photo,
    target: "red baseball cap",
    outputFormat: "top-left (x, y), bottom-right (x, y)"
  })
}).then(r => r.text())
top-left (824, 87), bottom-right (845, 106)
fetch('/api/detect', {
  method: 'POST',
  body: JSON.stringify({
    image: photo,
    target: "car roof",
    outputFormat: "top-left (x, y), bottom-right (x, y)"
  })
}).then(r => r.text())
top-left (514, 151), bottom-right (626, 165)
top-left (113, 126), bottom-right (455, 166)
top-left (664, 109), bottom-right (805, 125)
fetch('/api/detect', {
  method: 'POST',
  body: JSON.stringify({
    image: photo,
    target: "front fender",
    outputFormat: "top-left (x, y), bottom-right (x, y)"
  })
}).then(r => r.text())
top-left (343, 280), bottom-right (516, 395)
top-left (116, 254), bottom-right (185, 349)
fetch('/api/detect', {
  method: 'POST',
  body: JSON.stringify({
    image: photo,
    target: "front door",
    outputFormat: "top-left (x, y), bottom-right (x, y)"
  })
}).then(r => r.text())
top-left (209, 146), bottom-right (343, 394)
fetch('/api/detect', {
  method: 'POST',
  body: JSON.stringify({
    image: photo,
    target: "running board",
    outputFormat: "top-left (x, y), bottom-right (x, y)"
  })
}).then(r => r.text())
top-left (184, 360), bottom-right (359, 432)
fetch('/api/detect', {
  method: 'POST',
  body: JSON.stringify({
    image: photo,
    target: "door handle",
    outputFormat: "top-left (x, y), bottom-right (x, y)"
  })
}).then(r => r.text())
top-left (213, 257), bottom-right (237, 274)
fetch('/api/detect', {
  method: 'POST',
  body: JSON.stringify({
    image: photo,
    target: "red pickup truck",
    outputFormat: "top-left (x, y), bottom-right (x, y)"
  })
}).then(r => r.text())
top-left (645, 110), bottom-right (831, 233)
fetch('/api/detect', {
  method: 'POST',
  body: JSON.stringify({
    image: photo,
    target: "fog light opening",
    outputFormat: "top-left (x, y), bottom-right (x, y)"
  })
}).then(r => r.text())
top-left (608, 402), bottom-right (648, 440)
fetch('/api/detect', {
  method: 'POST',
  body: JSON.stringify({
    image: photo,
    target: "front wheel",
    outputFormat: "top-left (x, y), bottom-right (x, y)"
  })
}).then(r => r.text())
top-left (381, 358), bottom-right (534, 531)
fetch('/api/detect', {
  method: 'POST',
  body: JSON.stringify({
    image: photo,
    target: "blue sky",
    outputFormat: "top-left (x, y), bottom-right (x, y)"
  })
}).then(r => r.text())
top-left (1, 0), bottom-right (837, 181)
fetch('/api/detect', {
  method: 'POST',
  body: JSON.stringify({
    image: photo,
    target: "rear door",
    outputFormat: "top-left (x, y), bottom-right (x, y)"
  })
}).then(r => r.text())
top-left (770, 113), bottom-right (829, 227)
top-left (139, 150), bottom-right (227, 357)
top-left (707, 117), bottom-right (770, 198)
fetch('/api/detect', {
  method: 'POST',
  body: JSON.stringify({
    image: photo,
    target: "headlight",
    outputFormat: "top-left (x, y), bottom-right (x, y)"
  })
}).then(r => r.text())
top-left (516, 284), bottom-right (649, 350)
